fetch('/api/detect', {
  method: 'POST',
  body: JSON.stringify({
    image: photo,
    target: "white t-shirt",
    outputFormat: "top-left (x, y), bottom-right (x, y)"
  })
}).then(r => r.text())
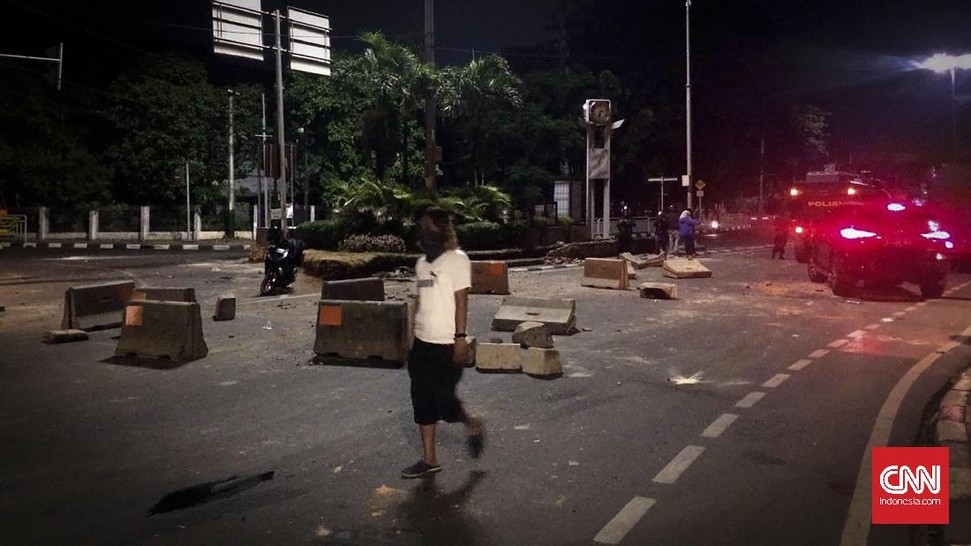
top-left (414, 249), bottom-right (472, 344)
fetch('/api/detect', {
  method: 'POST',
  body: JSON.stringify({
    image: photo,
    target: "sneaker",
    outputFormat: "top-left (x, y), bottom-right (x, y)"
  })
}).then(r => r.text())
top-left (401, 460), bottom-right (441, 479)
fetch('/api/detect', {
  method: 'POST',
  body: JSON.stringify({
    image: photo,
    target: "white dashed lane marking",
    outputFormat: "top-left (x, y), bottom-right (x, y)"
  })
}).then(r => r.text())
top-left (701, 413), bottom-right (739, 438)
top-left (788, 359), bottom-right (813, 371)
top-left (864, 324), bottom-right (880, 330)
top-left (594, 497), bottom-right (657, 544)
top-left (828, 338), bottom-right (849, 348)
top-left (808, 349), bottom-right (830, 359)
top-left (847, 330), bottom-right (866, 339)
top-left (762, 373), bottom-right (791, 388)
top-left (735, 391), bottom-right (766, 409)
top-left (653, 445), bottom-right (706, 484)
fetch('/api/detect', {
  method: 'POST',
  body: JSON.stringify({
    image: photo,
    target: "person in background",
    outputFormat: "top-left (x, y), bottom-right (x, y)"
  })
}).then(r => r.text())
top-left (771, 212), bottom-right (790, 259)
top-left (654, 209), bottom-right (670, 255)
top-left (665, 205), bottom-right (681, 255)
top-left (402, 207), bottom-right (485, 479)
top-left (679, 207), bottom-right (701, 259)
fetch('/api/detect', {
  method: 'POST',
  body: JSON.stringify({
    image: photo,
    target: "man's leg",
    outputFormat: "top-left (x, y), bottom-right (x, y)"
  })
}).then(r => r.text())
top-left (420, 424), bottom-right (438, 465)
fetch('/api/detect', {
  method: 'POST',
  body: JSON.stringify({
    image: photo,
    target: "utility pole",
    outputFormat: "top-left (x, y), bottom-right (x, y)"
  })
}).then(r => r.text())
top-left (185, 159), bottom-right (191, 239)
top-left (685, 0), bottom-right (693, 210)
top-left (423, 0), bottom-right (438, 198)
top-left (256, 93), bottom-right (272, 229)
top-left (226, 89), bottom-right (238, 238)
top-left (274, 9), bottom-right (288, 230)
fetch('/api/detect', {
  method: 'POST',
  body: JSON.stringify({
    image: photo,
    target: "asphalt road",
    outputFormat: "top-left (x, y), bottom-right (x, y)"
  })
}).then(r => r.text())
top-left (1, 234), bottom-right (969, 546)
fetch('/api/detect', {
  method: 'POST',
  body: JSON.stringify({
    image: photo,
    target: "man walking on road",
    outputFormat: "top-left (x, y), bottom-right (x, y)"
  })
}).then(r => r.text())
top-left (402, 207), bottom-right (485, 479)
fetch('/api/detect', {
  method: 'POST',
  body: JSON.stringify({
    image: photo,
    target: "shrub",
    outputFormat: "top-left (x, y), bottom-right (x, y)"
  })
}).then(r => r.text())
top-left (338, 234), bottom-right (407, 253)
top-left (456, 221), bottom-right (503, 250)
top-left (292, 218), bottom-right (351, 250)
top-left (500, 219), bottom-right (532, 247)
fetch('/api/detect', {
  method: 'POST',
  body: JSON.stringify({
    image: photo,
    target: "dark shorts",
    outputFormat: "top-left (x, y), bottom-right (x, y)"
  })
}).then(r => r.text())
top-left (408, 338), bottom-right (465, 425)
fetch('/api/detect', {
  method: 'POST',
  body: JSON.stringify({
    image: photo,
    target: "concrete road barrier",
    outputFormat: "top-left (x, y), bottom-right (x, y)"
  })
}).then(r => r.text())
top-left (43, 329), bottom-right (89, 344)
top-left (522, 347), bottom-right (562, 377)
top-left (470, 261), bottom-right (510, 295)
top-left (512, 321), bottom-right (554, 348)
top-left (61, 280), bottom-right (136, 331)
top-left (131, 287), bottom-right (197, 303)
top-left (492, 296), bottom-right (577, 335)
top-left (213, 293), bottom-right (236, 321)
top-left (115, 301), bottom-right (209, 362)
top-left (662, 259), bottom-right (712, 279)
top-left (475, 342), bottom-right (522, 371)
top-left (320, 277), bottom-right (385, 301)
top-left (313, 300), bottom-right (411, 364)
top-left (620, 252), bottom-right (665, 269)
top-left (582, 258), bottom-right (630, 290)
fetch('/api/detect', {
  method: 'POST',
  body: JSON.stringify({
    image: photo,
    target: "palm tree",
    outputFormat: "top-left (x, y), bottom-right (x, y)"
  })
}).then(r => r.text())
top-left (440, 55), bottom-right (523, 187)
top-left (347, 33), bottom-right (433, 189)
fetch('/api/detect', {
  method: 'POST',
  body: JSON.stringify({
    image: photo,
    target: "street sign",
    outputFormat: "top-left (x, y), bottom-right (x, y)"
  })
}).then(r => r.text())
top-left (212, 0), bottom-right (264, 62)
top-left (288, 7), bottom-right (332, 76)
top-left (270, 208), bottom-right (282, 220)
top-left (695, 179), bottom-right (706, 191)
top-left (682, 175), bottom-right (690, 187)
top-left (696, 190), bottom-right (704, 197)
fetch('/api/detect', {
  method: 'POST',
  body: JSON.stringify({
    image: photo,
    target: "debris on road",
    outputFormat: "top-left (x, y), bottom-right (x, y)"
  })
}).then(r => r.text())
top-left (43, 329), bottom-right (89, 344)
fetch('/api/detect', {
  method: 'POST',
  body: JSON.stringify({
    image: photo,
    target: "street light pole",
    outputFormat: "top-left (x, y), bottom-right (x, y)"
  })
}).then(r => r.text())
top-left (951, 66), bottom-right (958, 163)
top-left (685, 0), bottom-right (693, 210)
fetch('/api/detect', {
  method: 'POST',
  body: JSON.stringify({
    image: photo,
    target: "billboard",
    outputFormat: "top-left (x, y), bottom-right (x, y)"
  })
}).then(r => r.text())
top-left (288, 7), bottom-right (331, 76)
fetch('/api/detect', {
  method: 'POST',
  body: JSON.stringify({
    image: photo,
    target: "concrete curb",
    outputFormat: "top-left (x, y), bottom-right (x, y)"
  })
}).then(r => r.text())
top-left (0, 242), bottom-right (250, 251)
top-left (938, 369), bottom-right (971, 499)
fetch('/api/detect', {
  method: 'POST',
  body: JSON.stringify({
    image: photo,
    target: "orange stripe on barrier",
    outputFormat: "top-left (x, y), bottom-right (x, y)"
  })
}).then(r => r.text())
top-left (318, 304), bottom-right (343, 326)
top-left (489, 262), bottom-right (505, 275)
top-left (125, 305), bottom-right (143, 326)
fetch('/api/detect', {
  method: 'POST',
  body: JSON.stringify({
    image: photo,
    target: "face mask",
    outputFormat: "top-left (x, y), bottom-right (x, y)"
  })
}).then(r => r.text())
top-left (420, 230), bottom-right (446, 261)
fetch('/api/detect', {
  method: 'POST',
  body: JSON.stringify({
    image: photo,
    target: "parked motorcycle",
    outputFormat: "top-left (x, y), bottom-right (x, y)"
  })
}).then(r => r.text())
top-left (261, 237), bottom-right (304, 296)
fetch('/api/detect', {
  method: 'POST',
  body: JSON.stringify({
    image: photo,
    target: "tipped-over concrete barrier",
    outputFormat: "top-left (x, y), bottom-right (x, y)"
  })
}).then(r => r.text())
top-left (115, 301), bottom-right (209, 362)
top-left (662, 259), bottom-right (712, 279)
top-left (522, 347), bottom-right (562, 377)
top-left (512, 321), bottom-right (554, 348)
top-left (61, 280), bottom-right (136, 331)
top-left (639, 282), bottom-right (678, 300)
top-left (474, 342), bottom-right (522, 371)
top-left (492, 297), bottom-right (576, 335)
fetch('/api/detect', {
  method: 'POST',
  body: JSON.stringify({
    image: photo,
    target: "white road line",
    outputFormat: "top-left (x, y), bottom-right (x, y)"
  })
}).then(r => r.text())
top-left (847, 330), bottom-right (866, 339)
top-left (72, 243), bottom-right (87, 249)
top-left (126, 244), bottom-right (140, 250)
top-left (99, 244), bottom-right (113, 249)
top-left (701, 413), bottom-right (738, 438)
top-left (864, 324), bottom-right (880, 330)
top-left (916, 301), bottom-right (928, 307)
top-left (762, 373), bottom-right (791, 388)
top-left (213, 244), bottom-right (230, 250)
top-left (840, 322), bottom-right (971, 546)
top-left (808, 349), bottom-right (829, 359)
top-left (48, 243), bottom-right (62, 248)
top-left (734, 392), bottom-right (766, 408)
top-left (593, 496), bottom-right (657, 544)
top-left (828, 338), bottom-right (849, 348)
top-left (788, 359), bottom-right (813, 371)
top-left (183, 244), bottom-right (199, 250)
top-left (892, 311), bottom-right (906, 317)
top-left (653, 445), bottom-right (705, 484)
top-left (904, 306), bottom-right (918, 312)
top-left (153, 244), bottom-right (170, 250)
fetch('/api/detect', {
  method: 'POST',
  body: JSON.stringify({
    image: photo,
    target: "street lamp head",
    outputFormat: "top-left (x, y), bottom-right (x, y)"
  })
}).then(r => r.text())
top-left (919, 52), bottom-right (971, 72)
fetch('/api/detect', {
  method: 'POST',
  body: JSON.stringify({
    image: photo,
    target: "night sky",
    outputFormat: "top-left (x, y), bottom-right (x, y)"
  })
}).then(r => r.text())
top-left (2, 0), bottom-right (970, 184)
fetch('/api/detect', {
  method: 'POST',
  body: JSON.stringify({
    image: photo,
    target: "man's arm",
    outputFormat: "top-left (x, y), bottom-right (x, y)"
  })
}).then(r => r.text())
top-left (452, 287), bottom-right (470, 364)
